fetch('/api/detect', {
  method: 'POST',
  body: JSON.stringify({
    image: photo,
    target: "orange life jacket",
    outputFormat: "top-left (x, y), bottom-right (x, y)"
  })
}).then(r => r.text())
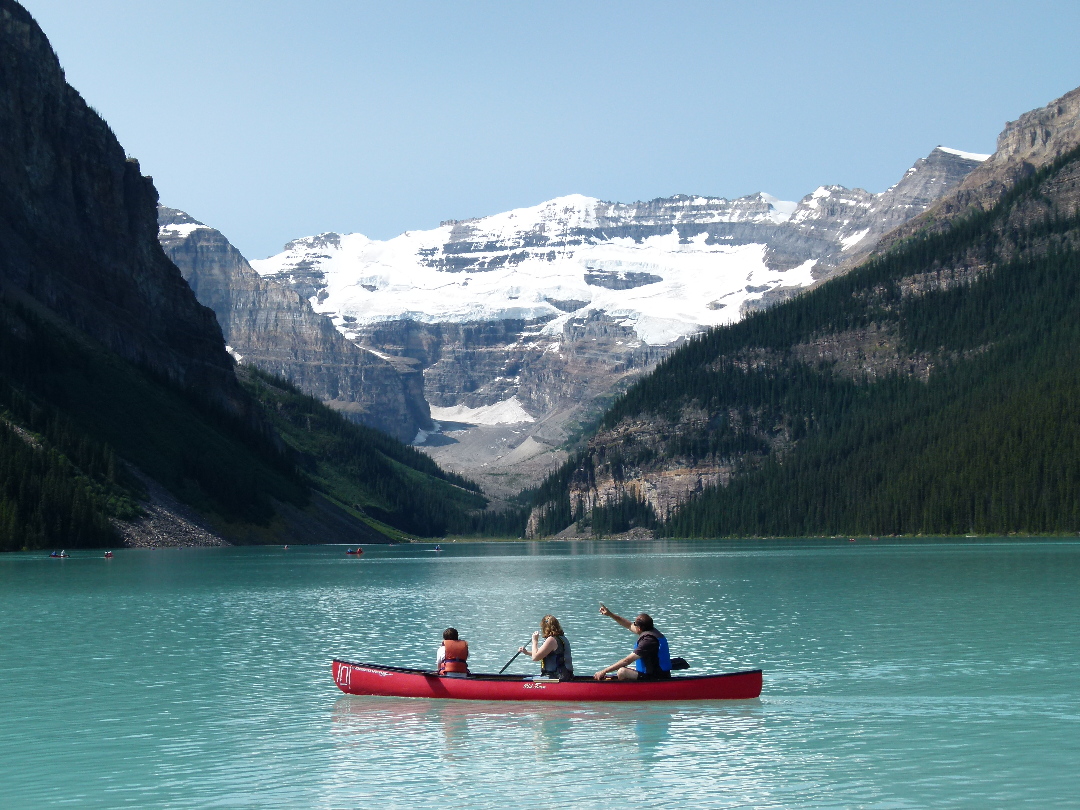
top-left (440, 639), bottom-right (469, 674)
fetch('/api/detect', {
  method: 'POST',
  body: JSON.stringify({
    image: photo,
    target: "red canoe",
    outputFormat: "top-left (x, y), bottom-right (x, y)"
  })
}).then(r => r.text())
top-left (332, 659), bottom-right (762, 702)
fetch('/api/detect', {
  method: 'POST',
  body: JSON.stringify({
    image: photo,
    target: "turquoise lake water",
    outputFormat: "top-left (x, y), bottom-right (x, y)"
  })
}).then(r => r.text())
top-left (1, 539), bottom-right (1078, 808)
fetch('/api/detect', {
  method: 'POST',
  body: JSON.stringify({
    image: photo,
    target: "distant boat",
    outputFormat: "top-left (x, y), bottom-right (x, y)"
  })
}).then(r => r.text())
top-left (346, 548), bottom-right (363, 555)
top-left (104, 551), bottom-right (113, 558)
top-left (49, 550), bottom-right (68, 558)
top-left (434, 544), bottom-right (442, 552)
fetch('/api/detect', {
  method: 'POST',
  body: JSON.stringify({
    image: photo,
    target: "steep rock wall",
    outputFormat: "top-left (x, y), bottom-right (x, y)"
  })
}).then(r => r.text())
top-left (158, 208), bottom-right (430, 443)
top-left (0, 1), bottom-right (245, 416)
top-left (865, 85), bottom-right (1080, 259)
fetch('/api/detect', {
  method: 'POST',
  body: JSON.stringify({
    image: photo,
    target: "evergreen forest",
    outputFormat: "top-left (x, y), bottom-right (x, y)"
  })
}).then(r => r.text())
top-left (0, 303), bottom-right (486, 550)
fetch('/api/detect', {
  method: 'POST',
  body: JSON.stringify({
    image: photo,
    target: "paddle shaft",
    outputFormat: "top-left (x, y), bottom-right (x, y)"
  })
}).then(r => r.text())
top-left (498, 642), bottom-right (531, 674)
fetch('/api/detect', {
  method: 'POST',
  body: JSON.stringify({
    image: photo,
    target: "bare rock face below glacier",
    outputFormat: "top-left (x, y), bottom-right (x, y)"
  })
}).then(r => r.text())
top-left (249, 146), bottom-right (983, 498)
top-left (352, 310), bottom-right (674, 500)
top-left (157, 208), bottom-right (430, 443)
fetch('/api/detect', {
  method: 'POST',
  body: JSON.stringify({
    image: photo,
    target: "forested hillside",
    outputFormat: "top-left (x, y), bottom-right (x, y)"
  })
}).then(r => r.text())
top-left (525, 145), bottom-right (1080, 537)
top-left (242, 369), bottom-right (486, 539)
top-left (0, 300), bottom-right (303, 550)
top-left (0, 304), bottom-right (488, 550)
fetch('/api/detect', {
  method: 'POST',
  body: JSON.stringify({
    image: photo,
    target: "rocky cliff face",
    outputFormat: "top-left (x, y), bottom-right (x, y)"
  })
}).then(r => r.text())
top-left (0, 1), bottom-right (245, 416)
top-left (354, 309), bottom-right (667, 414)
top-left (866, 86), bottom-right (1080, 258)
top-left (832, 147), bottom-right (993, 272)
top-left (157, 208), bottom-right (430, 443)
top-left (952, 85), bottom-right (1080, 210)
top-left (353, 310), bottom-right (670, 500)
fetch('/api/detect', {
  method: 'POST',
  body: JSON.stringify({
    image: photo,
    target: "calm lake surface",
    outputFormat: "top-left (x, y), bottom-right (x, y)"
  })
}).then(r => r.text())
top-left (1, 539), bottom-right (1078, 808)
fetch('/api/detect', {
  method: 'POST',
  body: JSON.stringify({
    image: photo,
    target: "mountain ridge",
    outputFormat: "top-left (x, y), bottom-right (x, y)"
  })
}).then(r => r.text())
top-left (847, 85), bottom-right (1080, 269)
top-left (0, 0), bottom-right (247, 419)
top-left (251, 145), bottom-right (987, 345)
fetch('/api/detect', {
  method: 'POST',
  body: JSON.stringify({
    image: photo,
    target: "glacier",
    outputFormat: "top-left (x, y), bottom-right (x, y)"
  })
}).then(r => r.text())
top-left (250, 193), bottom-right (818, 347)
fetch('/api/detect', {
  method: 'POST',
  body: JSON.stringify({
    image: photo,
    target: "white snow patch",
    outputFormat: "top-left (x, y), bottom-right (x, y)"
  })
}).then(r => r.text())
top-left (624, 315), bottom-right (704, 346)
top-left (429, 397), bottom-right (535, 425)
top-left (937, 146), bottom-right (991, 162)
top-left (801, 186), bottom-right (832, 211)
top-left (841, 228), bottom-right (871, 251)
top-left (760, 192), bottom-right (798, 223)
top-left (159, 223), bottom-right (207, 238)
top-left (360, 345), bottom-right (393, 361)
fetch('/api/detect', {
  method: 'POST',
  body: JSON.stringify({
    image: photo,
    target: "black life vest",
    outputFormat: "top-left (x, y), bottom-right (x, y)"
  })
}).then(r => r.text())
top-left (541, 634), bottom-right (573, 678)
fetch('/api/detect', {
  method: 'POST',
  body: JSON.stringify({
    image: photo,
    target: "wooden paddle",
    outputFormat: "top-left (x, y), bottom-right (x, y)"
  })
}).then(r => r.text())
top-left (498, 642), bottom-right (530, 674)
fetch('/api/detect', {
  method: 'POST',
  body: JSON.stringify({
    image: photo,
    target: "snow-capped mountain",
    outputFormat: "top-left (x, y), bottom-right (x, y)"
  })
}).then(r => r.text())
top-left (232, 146), bottom-right (985, 498)
top-left (252, 147), bottom-right (986, 350)
top-left (253, 193), bottom-right (809, 347)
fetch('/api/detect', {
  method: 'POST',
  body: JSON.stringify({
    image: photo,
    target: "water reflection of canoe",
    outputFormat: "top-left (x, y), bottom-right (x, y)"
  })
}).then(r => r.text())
top-left (332, 659), bottom-right (762, 701)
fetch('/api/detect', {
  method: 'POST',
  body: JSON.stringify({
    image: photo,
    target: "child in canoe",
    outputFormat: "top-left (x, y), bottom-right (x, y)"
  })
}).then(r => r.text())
top-left (436, 627), bottom-right (469, 675)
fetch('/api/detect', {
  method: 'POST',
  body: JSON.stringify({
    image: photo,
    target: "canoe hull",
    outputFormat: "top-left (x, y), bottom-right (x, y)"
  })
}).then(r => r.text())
top-left (332, 659), bottom-right (762, 702)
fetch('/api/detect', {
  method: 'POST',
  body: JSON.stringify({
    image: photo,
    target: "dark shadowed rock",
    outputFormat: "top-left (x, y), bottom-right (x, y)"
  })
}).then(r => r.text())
top-left (0, 0), bottom-right (246, 417)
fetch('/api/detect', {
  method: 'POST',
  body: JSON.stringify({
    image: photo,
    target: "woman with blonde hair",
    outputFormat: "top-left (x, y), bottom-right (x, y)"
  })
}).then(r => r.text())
top-left (518, 614), bottom-right (574, 679)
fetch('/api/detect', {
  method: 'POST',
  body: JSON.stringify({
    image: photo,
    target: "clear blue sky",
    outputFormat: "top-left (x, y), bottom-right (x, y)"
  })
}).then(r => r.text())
top-left (20, 0), bottom-right (1080, 259)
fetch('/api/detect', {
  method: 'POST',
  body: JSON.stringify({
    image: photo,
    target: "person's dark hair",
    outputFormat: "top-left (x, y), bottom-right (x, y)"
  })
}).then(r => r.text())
top-left (443, 627), bottom-right (459, 640)
top-left (634, 614), bottom-right (654, 631)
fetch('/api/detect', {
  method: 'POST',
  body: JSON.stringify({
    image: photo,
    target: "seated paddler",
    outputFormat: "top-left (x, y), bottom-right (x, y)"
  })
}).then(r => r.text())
top-left (436, 627), bottom-right (470, 676)
top-left (518, 614), bottom-right (574, 679)
top-left (593, 603), bottom-right (672, 681)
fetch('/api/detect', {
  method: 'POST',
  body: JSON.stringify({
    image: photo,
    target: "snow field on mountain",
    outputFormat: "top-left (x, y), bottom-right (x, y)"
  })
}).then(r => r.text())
top-left (159, 222), bottom-right (209, 239)
top-left (429, 396), bottom-right (536, 426)
top-left (937, 146), bottom-right (992, 162)
top-left (251, 196), bottom-right (818, 346)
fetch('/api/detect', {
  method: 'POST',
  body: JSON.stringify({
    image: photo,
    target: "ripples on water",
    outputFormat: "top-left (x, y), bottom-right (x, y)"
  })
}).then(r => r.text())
top-left (1, 539), bottom-right (1078, 808)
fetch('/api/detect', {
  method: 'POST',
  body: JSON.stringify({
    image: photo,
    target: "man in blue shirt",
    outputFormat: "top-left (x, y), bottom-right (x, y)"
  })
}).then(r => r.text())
top-left (593, 603), bottom-right (672, 681)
